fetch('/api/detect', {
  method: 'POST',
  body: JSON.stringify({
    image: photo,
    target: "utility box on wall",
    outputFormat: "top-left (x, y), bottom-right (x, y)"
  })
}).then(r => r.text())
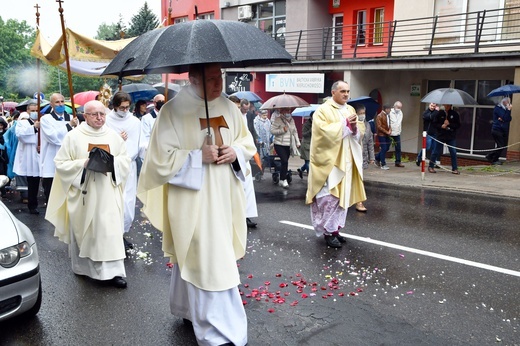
top-left (238, 5), bottom-right (253, 20)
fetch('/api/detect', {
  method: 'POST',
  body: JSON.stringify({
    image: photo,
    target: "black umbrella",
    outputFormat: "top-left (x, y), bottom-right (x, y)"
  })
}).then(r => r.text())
top-left (421, 88), bottom-right (478, 105)
top-left (101, 20), bottom-right (292, 77)
top-left (121, 83), bottom-right (159, 103)
top-left (101, 20), bottom-right (292, 139)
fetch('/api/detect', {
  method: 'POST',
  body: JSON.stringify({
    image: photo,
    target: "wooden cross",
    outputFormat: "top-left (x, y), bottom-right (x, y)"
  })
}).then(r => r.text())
top-left (200, 116), bottom-right (229, 147)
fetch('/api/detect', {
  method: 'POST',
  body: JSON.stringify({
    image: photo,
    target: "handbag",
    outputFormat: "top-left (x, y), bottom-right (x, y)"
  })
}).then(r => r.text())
top-left (86, 147), bottom-right (114, 173)
top-left (290, 132), bottom-right (300, 157)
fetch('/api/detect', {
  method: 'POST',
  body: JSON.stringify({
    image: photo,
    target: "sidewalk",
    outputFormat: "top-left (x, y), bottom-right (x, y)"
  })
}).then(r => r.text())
top-left (288, 157), bottom-right (520, 199)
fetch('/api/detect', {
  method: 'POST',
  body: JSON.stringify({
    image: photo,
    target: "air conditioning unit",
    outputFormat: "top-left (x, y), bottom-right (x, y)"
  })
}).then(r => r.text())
top-left (238, 5), bottom-right (253, 20)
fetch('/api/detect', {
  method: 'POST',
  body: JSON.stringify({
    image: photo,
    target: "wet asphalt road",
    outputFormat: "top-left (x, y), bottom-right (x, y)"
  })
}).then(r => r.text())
top-left (0, 176), bottom-right (519, 346)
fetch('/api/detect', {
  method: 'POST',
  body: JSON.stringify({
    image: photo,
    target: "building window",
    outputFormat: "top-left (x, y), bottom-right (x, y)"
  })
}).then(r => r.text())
top-left (197, 13), bottom-right (215, 20)
top-left (356, 10), bottom-right (367, 45)
top-left (373, 8), bottom-right (384, 45)
top-left (174, 17), bottom-right (188, 24)
top-left (332, 14), bottom-right (343, 59)
top-left (250, 1), bottom-right (286, 44)
top-left (427, 79), bottom-right (504, 158)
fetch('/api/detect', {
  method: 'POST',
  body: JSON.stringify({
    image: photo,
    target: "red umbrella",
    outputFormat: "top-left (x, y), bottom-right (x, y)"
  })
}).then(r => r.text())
top-left (73, 91), bottom-right (100, 106)
top-left (260, 93), bottom-right (310, 110)
top-left (2, 101), bottom-right (19, 113)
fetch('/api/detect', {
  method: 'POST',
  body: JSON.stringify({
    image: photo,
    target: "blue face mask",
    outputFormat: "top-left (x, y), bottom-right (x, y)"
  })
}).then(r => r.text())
top-left (54, 105), bottom-right (66, 114)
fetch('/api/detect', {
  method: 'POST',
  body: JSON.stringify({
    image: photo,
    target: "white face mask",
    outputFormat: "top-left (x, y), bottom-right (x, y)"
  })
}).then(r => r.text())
top-left (358, 115), bottom-right (366, 122)
top-left (115, 110), bottom-right (127, 118)
top-left (29, 112), bottom-right (39, 120)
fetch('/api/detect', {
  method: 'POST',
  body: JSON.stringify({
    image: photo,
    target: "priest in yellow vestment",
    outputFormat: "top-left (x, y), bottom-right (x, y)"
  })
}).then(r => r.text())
top-left (137, 63), bottom-right (256, 346)
top-left (306, 81), bottom-right (366, 248)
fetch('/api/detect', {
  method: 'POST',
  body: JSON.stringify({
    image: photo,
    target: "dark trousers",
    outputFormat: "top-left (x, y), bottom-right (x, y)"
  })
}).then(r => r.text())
top-left (27, 176), bottom-right (40, 210)
top-left (430, 139), bottom-right (458, 171)
top-left (274, 144), bottom-right (290, 180)
top-left (488, 129), bottom-right (507, 163)
top-left (390, 135), bottom-right (402, 163)
top-left (376, 136), bottom-right (391, 166)
top-left (42, 177), bottom-right (53, 204)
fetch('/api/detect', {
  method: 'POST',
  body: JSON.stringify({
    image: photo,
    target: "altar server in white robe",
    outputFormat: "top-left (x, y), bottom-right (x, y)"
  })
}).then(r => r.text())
top-left (140, 93), bottom-right (165, 159)
top-left (105, 91), bottom-right (142, 250)
top-left (137, 63), bottom-right (256, 346)
top-left (45, 100), bottom-right (131, 288)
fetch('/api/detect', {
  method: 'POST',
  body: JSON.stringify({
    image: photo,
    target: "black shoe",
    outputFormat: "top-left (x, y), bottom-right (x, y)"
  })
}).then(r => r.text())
top-left (492, 161), bottom-right (503, 165)
top-left (485, 154), bottom-right (493, 163)
top-left (335, 234), bottom-right (347, 243)
top-left (183, 318), bottom-right (193, 327)
top-left (415, 160), bottom-right (420, 167)
top-left (246, 218), bottom-right (257, 228)
top-left (111, 276), bottom-right (127, 288)
top-left (29, 208), bottom-right (40, 215)
top-left (375, 160), bottom-right (381, 167)
top-left (123, 237), bottom-right (134, 250)
top-left (324, 235), bottom-right (342, 248)
top-left (297, 168), bottom-right (303, 179)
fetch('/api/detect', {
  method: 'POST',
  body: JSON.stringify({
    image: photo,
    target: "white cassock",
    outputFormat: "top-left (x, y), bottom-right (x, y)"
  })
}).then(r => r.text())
top-left (105, 111), bottom-right (142, 233)
top-left (13, 114), bottom-right (40, 177)
top-left (39, 113), bottom-right (71, 178)
top-left (45, 122), bottom-right (131, 280)
top-left (137, 86), bottom-right (256, 346)
top-left (139, 110), bottom-right (157, 160)
top-left (241, 113), bottom-right (258, 218)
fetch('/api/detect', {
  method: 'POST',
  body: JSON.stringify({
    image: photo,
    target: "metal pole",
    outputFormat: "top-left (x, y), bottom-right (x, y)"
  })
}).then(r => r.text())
top-left (421, 131), bottom-right (427, 181)
top-left (163, 0), bottom-right (172, 101)
top-left (35, 3), bottom-right (42, 150)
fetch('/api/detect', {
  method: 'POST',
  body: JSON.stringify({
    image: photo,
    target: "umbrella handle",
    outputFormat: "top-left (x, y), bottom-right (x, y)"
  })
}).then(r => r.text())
top-left (205, 134), bottom-right (212, 145)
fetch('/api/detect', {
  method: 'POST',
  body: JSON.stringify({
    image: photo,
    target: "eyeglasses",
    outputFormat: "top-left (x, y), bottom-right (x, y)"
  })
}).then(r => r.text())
top-left (84, 112), bottom-right (106, 117)
top-left (117, 106), bottom-right (130, 111)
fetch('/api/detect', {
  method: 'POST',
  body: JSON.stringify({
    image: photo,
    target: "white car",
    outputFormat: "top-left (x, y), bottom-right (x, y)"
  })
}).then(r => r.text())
top-left (0, 175), bottom-right (42, 322)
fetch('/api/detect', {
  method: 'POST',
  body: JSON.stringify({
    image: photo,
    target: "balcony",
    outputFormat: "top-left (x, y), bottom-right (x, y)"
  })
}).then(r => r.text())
top-left (278, 6), bottom-right (520, 62)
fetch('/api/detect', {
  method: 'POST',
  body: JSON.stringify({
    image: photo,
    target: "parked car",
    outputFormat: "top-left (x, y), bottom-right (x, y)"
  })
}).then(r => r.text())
top-left (0, 175), bottom-right (42, 322)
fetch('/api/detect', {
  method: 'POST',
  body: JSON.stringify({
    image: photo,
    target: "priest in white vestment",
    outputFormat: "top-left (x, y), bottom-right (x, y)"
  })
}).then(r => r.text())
top-left (105, 91), bottom-right (142, 249)
top-left (137, 63), bottom-right (256, 346)
top-left (45, 100), bottom-right (131, 288)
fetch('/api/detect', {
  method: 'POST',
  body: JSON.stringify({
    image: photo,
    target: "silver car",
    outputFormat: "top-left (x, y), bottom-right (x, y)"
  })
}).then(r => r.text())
top-left (0, 175), bottom-right (42, 322)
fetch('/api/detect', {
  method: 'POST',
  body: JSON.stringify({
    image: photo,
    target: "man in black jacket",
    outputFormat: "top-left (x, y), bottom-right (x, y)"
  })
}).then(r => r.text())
top-left (416, 102), bottom-right (439, 165)
top-left (428, 104), bottom-right (461, 174)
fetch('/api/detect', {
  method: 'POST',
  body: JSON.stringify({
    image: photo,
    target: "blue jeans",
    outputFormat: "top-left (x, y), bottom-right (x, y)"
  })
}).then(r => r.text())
top-left (376, 136), bottom-right (391, 166)
top-left (390, 135), bottom-right (402, 164)
top-left (430, 138), bottom-right (458, 170)
top-left (300, 160), bottom-right (309, 173)
top-left (417, 134), bottom-right (437, 162)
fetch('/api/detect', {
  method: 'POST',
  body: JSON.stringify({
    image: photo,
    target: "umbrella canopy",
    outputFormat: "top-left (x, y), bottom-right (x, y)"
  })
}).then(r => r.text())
top-left (487, 84), bottom-right (520, 97)
top-left (121, 83), bottom-right (159, 103)
top-left (347, 96), bottom-right (380, 121)
top-left (421, 88), bottom-right (478, 106)
top-left (74, 91), bottom-right (100, 106)
top-left (260, 94), bottom-right (310, 110)
top-left (291, 104), bottom-right (320, 117)
top-left (101, 19), bottom-right (292, 77)
top-left (15, 99), bottom-right (50, 112)
top-left (229, 91), bottom-right (263, 103)
top-left (40, 103), bottom-right (76, 115)
top-left (153, 82), bottom-right (180, 101)
top-left (2, 101), bottom-right (18, 113)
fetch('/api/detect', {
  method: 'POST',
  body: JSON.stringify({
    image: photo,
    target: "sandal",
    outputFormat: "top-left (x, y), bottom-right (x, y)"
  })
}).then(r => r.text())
top-left (428, 167), bottom-right (436, 173)
top-left (452, 170), bottom-right (460, 175)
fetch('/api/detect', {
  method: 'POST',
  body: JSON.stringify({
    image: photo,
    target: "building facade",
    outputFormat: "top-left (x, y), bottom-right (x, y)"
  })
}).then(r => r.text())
top-left (163, 0), bottom-right (520, 163)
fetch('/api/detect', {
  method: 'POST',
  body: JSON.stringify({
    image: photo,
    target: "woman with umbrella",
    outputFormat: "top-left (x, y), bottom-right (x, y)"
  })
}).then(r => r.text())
top-left (270, 107), bottom-right (300, 188)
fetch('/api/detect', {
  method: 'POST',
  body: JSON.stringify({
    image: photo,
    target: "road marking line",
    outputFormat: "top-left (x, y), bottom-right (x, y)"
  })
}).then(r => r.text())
top-left (280, 220), bottom-right (520, 278)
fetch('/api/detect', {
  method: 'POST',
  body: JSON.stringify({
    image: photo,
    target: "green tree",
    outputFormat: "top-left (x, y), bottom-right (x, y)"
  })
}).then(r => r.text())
top-left (96, 22), bottom-right (120, 41)
top-left (0, 17), bottom-right (36, 99)
top-left (126, 2), bottom-right (160, 38)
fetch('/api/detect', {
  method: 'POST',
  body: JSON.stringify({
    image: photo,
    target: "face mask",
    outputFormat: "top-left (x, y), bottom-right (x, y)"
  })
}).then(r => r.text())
top-left (284, 114), bottom-right (291, 118)
top-left (30, 112), bottom-right (38, 120)
top-left (156, 101), bottom-right (164, 110)
top-left (116, 110), bottom-right (127, 118)
top-left (54, 105), bottom-right (65, 114)
top-left (358, 115), bottom-right (365, 122)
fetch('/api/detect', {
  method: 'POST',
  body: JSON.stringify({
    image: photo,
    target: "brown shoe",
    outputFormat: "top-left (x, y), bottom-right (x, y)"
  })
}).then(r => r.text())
top-left (395, 163), bottom-right (405, 167)
top-left (428, 167), bottom-right (436, 173)
top-left (356, 202), bottom-right (367, 212)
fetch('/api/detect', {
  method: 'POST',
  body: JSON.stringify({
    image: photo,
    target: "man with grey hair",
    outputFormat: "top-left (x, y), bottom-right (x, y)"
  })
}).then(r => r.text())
top-left (389, 101), bottom-right (404, 167)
